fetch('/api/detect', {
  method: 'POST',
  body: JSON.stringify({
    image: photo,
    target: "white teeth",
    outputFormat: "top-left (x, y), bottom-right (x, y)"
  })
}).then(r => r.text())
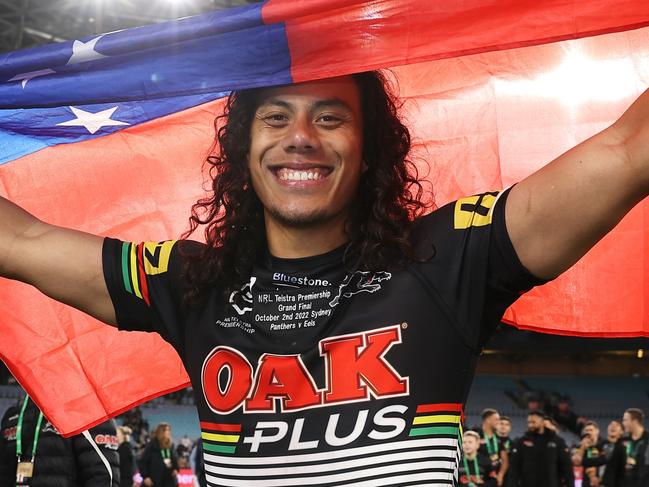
top-left (277, 168), bottom-right (324, 181)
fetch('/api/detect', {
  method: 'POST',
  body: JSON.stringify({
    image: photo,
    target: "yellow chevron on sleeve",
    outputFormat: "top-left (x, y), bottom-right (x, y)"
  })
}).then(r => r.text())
top-left (142, 240), bottom-right (176, 275)
top-left (454, 193), bottom-right (498, 229)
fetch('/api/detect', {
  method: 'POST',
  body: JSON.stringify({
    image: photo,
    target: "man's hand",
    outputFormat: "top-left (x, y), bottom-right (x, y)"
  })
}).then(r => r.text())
top-left (496, 471), bottom-right (505, 486)
top-left (580, 437), bottom-right (593, 449)
top-left (507, 87), bottom-right (649, 280)
top-left (143, 477), bottom-right (154, 486)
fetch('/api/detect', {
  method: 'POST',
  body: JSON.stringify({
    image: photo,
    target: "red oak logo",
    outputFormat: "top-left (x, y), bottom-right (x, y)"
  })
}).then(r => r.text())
top-left (94, 434), bottom-right (118, 447)
top-left (3, 426), bottom-right (17, 441)
top-left (202, 325), bottom-right (409, 414)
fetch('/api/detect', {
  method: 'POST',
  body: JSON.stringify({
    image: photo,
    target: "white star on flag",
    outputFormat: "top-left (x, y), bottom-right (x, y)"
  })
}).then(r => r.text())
top-left (8, 68), bottom-right (56, 88)
top-left (57, 106), bottom-right (129, 134)
top-left (66, 36), bottom-right (107, 65)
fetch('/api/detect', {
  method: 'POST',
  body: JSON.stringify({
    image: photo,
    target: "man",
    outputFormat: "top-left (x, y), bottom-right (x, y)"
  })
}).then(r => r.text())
top-left (575, 420), bottom-right (626, 487)
top-left (2, 71), bottom-right (649, 485)
top-left (497, 416), bottom-right (513, 455)
top-left (459, 431), bottom-right (497, 486)
top-left (622, 408), bottom-right (649, 486)
top-left (508, 410), bottom-right (574, 487)
top-left (0, 394), bottom-right (120, 487)
top-left (477, 409), bottom-right (508, 486)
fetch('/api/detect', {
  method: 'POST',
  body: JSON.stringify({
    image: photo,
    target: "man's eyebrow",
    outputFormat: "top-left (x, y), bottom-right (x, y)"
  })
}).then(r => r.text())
top-left (258, 98), bottom-right (292, 110)
top-left (257, 97), bottom-right (353, 111)
top-left (311, 98), bottom-right (354, 111)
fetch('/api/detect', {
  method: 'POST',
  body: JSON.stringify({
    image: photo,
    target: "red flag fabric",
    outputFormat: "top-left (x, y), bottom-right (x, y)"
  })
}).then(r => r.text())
top-left (1, 0), bottom-right (649, 436)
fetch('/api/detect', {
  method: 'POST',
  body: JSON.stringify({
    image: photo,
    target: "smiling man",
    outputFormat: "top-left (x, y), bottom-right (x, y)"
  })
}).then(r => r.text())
top-left (2, 71), bottom-right (649, 486)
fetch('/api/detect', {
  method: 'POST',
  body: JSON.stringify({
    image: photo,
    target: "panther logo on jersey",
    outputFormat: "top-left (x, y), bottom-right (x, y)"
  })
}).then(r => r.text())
top-left (229, 277), bottom-right (256, 315)
top-left (329, 271), bottom-right (392, 307)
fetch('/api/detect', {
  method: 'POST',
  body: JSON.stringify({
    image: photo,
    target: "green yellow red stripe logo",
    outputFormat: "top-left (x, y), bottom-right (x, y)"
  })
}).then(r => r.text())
top-left (119, 240), bottom-right (176, 306)
top-left (409, 403), bottom-right (463, 437)
top-left (200, 422), bottom-right (241, 455)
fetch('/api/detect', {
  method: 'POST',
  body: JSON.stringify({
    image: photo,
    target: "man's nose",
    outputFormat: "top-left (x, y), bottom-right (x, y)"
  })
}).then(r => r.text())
top-left (282, 115), bottom-right (319, 153)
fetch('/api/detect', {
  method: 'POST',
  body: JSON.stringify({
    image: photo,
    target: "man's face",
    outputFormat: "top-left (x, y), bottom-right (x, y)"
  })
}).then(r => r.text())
top-left (485, 412), bottom-right (500, 430)
top-left (607, 421), bottom-right (623, 439)
top-left (528, 414), bottom-right (544, 433)
top-left (623, 412), bottom-right (635, 433)
top-left (462, 434), bottom-right (479, 456)
top-left (248, 76), bottom-right (363, 229)
top-left (497, 419), bottom-right (511, 437)
top-left (583, 424), bottom-right (599, 443)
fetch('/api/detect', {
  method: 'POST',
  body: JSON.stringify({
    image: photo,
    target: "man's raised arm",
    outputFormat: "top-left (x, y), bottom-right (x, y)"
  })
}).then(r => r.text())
top-left (0, 195), bottom-right (116, 325)
top-left (507, 87), bottom-right (649, 280)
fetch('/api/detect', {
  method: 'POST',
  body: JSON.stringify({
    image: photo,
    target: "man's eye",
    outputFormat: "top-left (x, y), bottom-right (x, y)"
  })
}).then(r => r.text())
top-left (263, 114), bottom-right (288, 125)
top-left (317, 115), bottom-right (342, 124)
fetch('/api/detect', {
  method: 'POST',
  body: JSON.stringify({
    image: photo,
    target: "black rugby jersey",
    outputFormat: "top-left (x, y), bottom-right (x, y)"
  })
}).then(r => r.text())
top-left (102, 188), bottom-right (545, 487)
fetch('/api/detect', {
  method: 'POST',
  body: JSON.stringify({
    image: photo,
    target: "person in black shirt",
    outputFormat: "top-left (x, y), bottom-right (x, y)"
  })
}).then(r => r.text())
top-left (138, 422), bottom-right (179, 487)
top-left (497, 416), bottom-right (513, 455)
top-left (573, 421), bottom-right (611, 487)
top-left (477, 409), bottom-right (508, 486)
top-left (508, 410), bottom-right (574, 487)
top-left (4, 70), bottom-right (649, 486)
top-left (459, 431), bottom-right (497, 486)
top-left (578, 419), bottom-right (626, 487)
top-left (0, 395), bottom-right (120, 487)
top-left (117, 426), bottom-right (135, 487)
top-left (622, 408), bottom-right (649, 487)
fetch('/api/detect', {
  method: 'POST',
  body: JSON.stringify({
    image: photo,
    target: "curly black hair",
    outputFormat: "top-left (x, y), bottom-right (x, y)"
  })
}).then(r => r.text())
top-left (182, 71), bottom-right (429, 304)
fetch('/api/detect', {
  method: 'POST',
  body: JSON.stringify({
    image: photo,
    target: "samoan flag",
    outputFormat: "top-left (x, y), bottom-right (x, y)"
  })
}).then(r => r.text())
top-left (2, 0), bottom-right (649, 436)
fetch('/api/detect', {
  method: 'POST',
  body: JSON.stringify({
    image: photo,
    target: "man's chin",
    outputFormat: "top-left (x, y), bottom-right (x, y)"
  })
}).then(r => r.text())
top-left (266, 206), bottom-right (337, 229)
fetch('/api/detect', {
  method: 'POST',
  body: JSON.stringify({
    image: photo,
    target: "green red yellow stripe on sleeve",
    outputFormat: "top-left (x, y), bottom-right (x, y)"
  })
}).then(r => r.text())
top-left (119, 240), bottom-right (176, 306)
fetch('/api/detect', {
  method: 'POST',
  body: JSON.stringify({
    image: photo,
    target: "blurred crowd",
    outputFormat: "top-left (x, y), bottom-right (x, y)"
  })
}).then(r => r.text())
top-left (460, 406), bottom-right (648, 487)
top-left (2, 380), bottom-right (648, 487)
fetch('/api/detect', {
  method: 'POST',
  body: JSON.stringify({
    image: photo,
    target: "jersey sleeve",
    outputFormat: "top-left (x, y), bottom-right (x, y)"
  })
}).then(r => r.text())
top-left (411, 187), bottom-right (548, 350)
top-left (102, 238), bottom-right (197, 354)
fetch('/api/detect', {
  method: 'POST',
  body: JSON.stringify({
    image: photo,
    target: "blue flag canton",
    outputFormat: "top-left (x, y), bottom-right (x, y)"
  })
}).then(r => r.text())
top-left (0, 2), bottom-right (293, 164)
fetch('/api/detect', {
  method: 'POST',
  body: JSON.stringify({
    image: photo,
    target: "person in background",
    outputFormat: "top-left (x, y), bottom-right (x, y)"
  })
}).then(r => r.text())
top-left (579, 420), bottom-right (626, 487)
top-left (507, 410), bottom-right (574, 487)
top-left (497, 416), bottom-right (513, 455)
top-left (121, 407), bottom-right (149, 448)
top-left (573, 421), bottom-right (605, 487)
top-left (138, 422), bottom-right (178, 487)
top-left (622, 408), bottom-right (649, 487)
top-left (0, 393), bottom-right (120, 487)
top-left (117, 426), bottom-right (135, 487)
top-left (477, 409), bottom-right (509, 486)
top-left (189, 440), bottom-right (207, 487)
top-left (459, 430), bottom-right (497, 486)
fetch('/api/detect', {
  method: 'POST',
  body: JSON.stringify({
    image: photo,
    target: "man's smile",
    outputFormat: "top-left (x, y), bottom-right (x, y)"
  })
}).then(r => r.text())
top-left (267, 163), bottom-right (335, 187)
